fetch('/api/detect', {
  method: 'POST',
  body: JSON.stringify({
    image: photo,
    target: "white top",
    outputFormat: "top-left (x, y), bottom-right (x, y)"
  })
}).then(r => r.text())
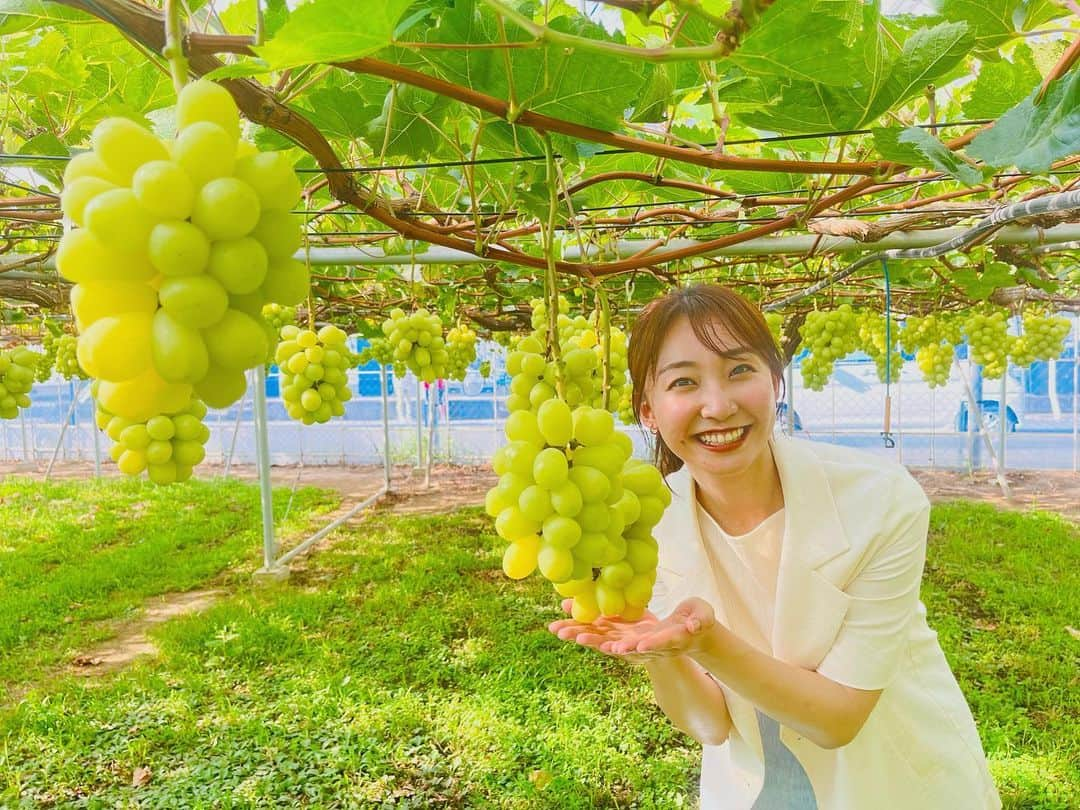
top-left (696, 504), bottom-right (785, 648)
top-left (649, 437), bottom-right (1001, 810)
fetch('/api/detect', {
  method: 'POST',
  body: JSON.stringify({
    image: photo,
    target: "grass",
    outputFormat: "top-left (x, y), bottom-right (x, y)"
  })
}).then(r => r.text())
top-left (0, 476), bottom-right (340, 698)
top-left (0, 483), bottom-right (1076, 808)
top-left (922, 502), bottom-right (1079, 810)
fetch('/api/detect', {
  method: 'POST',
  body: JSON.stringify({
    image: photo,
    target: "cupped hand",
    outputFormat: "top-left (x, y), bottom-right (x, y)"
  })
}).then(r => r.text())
top-left (548, 597), bottom-right (717, 662)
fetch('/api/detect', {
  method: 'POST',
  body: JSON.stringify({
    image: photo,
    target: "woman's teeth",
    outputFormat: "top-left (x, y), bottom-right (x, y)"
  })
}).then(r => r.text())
top-left (697, 427), bottom-right (747, 446)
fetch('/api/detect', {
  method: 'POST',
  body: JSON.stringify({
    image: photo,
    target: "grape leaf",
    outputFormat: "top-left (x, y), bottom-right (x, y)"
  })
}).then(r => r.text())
top-left (967, 69), bottom-right (1080, 173)
top-left (256, 0), bottom-right (414, 71)
top-left (962, 42), bottom-right (1040, 119)
top-left (897, 127), bottom-right (983, 186)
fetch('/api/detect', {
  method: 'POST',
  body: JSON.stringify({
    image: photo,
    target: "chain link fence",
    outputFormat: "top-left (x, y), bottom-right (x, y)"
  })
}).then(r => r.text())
top-left (4, 315), bottom-right (1078, 472)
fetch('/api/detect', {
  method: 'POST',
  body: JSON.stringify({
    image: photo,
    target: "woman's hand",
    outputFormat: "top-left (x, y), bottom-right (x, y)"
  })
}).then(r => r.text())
top-left (548, 597), bottom-right (718, 662)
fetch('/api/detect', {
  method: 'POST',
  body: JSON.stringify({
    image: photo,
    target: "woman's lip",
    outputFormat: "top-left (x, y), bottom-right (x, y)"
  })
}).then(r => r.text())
top-left (695, 425), bottom-right (751, 448)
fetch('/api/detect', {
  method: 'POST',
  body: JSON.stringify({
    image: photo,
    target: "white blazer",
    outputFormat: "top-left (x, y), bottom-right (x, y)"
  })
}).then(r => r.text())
top-left (649, 436), bottom-right (1001, 810)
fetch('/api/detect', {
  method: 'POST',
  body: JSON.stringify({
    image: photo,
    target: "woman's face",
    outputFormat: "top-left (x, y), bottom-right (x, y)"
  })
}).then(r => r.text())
top-left (639, 315), bottom-right (779, 484)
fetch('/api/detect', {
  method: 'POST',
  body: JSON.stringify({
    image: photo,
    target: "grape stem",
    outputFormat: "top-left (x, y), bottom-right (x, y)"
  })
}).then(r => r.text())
top-left (595, 284), bottom-right (613, 411)
top-left (163, 0), bottom-right (188, 94)
top-left (541, 134), bottom-right (564, 398)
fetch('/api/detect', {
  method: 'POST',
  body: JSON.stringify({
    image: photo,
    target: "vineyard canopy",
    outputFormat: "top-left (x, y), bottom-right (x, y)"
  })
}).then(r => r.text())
top-left (0, 0), bottom-right (1078, 351)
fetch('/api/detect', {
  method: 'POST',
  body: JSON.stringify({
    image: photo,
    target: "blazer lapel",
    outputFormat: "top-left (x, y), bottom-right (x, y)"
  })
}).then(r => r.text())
top-left (770, 437), bottom-right (853, 669)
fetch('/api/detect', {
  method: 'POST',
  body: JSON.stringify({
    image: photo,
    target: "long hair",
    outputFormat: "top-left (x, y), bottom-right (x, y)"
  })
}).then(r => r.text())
top-left (628, 285), bottom-right (785, 476)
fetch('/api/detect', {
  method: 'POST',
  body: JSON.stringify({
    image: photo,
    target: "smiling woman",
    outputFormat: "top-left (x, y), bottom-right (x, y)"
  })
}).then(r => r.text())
top-left (549, 284), bottom-right (1002, 810)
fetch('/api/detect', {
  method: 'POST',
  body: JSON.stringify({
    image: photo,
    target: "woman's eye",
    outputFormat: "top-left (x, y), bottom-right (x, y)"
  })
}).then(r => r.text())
top-left (731, 363), bottom-right (754, 376)
top-left (669, 377), bottom-right (694, 388)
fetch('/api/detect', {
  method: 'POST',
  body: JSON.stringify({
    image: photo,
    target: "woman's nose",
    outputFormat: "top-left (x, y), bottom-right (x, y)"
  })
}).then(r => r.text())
top-left (699, 389), bottom-right (737, 420)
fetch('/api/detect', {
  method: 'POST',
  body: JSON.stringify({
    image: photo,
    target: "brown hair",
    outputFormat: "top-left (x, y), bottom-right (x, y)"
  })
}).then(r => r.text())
top-left (628, 284), bottom-right (785, 476)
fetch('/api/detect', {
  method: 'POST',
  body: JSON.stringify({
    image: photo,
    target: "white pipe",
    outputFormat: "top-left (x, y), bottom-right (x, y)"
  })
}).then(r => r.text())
top-left (8, 224), bottom-right (1080, 278)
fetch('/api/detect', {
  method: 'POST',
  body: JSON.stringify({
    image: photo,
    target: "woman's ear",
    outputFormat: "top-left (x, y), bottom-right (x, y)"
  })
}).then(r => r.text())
top-left (639, 397), bottom-right (656, 432)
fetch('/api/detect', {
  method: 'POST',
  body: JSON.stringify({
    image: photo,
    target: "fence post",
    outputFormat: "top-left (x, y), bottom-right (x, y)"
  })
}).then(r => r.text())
top-left (999, 364), bottom-right (1008, 470)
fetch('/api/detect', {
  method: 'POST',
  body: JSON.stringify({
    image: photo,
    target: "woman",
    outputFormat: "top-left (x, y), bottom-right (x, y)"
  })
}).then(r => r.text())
top-left (549, 285), bottom-right (1000, 809)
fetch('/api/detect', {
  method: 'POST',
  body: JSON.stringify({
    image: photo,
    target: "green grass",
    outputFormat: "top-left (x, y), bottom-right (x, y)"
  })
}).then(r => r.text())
top-left (0, 476), bottom-right (340, 697)
top-left (0, 484), bottom-right (1075, 808)
top-left (922, 502), bottom-right (1080, 810)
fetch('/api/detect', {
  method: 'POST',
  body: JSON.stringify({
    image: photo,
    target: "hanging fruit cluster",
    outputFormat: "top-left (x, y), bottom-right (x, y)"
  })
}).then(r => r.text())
top-left (94, 386), bottom-right (212, 485)
top-left (57, 79), bottom-right (308, 479)
top-left (489, 290), bottom-right (668, 622)
top-left (37, 322), bottom-right (86, 382)
top-left (359, 308), bottom-right (476, 382)
top-left (0, 346), bottom-right (39, 420)
top-left (508, 295), bottom-right (630, 420)
top-left (274, 324), bottom-right (356, 424)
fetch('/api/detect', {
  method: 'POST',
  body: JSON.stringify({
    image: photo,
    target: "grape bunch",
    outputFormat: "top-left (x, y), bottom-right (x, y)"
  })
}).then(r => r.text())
top-left (764, 311), bottom-right (784, 348)
top-left (0, 346), bottom-right (38, 419)
top-left (356, 336), bottom-right (402, 376)
top-left (58, 78), bottom-right (307, 427)
top-left (36, 324), bottom-right (59, 382)
top-left (94, 389), bottom-right (211, 484)
top-left (857, 310), bottom-right (903, 384)
top-left (379, 308), bottom-right (450, 382)
top-left (797, 305), bottom-right (860, 391)
top-left (275, 324), bottom-right (355, 424)
top-left (54, 334), bottom-right (86, 380)
top-left (523, 296), bottom-right (631, 418)
top-left (961, 309), bottom-right (1010, 379)
top-left (446, 324), bottom-right (478, 380)
top-left (487, 401), bottom-right (671, 621)
top-left (262, 303), bottom-right (297, 332)
top-left (1008, 311), bottom-right (1072, 367)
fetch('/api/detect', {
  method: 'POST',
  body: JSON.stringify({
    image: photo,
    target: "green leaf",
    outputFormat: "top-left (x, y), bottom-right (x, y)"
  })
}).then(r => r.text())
top-left (255, 0), bottom-right (414, 71)
top-left (864, 21), bottom-right (973, 124)
top-left (300, 86), bottom-right (385, 141)
top-left (897, 127), bottom-right (983, 185)
top-left (0, 0), bottom-right (91, 35)
top-left (967, 69), bottom-right (1080, 173)
top-left (201, 61), bottom-right (272, 80)
top-left (872, 126), bottom-right (927, 164)
top-left (728, 0), bottom-right (872, 86)
top-left (962, 42), bottom-right (1041, 119)
top-left (931, 0), bottom-right (1042, 54)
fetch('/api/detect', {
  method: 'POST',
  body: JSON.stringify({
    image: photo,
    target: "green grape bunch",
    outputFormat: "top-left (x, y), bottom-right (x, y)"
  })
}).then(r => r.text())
top-left (380, 308), bottom-right (450, 382)
top-left (1008, 311), bottom-right (1072, 367)
top-left (36, 324), bottom-right (60, 382)
top-left (797, 305), bottom-right (860, 391)
top-left (262, 303), bottom-right (297, 332)
top-left (486, 399), bottom-right (671, 622)
top-left (275, 324), bottom-right (355, 425)
top-left (94, 390), bottom-right (211, 485)
top-left (764, 311), bottom-right (784, 349)
top-left (55, 334), bottom-right (87, 380)
top-left (961, 309), bottom-right (1010, 379)
top-left (446, 324), bottom-right (478, 381)
top-left (58, 78), bottom-right (308, 425)
top-left (0, 346), bottom-right (39, 419)
top-left (857, 310), bottom-right (903, 384)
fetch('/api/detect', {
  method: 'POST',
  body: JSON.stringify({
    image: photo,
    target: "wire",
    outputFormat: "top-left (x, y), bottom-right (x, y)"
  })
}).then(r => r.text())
top-left (0, 119), bottom-right (995, 174)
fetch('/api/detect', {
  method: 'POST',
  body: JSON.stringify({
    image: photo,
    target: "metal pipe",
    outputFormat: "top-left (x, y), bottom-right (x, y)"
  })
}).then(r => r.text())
top-left (277, 486), bottom-right (387, 566)
top-left (955, 358), bottom-right (1011, 498)
top-left (380, 363), bottom-right (392, 492)
top-left (44, 379), bottom-right (83, 480)
top-left (251, 364), bottom-right (279, 573)
top-left (9, 224), bottom-right (1080, 280)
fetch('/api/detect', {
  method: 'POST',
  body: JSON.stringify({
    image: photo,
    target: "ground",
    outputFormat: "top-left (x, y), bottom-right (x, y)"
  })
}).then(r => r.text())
top-left (7, 460), bottom-right (1080, 520)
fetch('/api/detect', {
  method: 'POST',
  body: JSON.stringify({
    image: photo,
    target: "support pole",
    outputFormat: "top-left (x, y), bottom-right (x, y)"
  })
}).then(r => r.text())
top-left (92, 412), bottom-right (101, 477)
top-left (955, 359), bottom-right (1011, 499)
top-left (999, 366), bottom-right (1008, 470)
top-left (20, 409), bottom-right (30, 463)
top-left (425, 383), bottom-right (436, 489)
top-left (380, 364), bottom-right (392, 492)
top-left (415, 377), bottom-right (423, 469)
top-left (252, 364), bottom-right (286, 582)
